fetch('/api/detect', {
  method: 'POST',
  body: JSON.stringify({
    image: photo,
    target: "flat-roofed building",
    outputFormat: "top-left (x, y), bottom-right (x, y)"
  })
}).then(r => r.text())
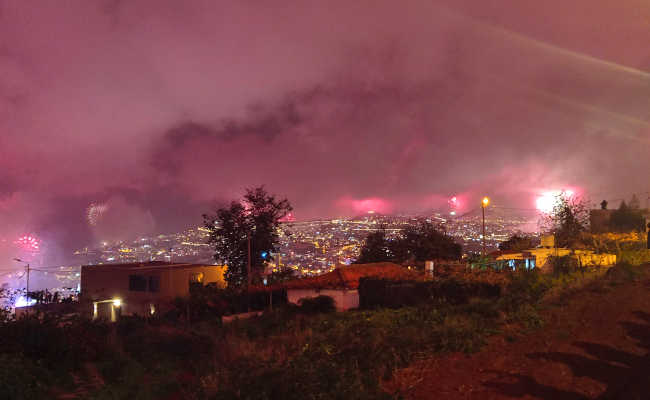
top-left (80, 262), bottom-right (226, 320)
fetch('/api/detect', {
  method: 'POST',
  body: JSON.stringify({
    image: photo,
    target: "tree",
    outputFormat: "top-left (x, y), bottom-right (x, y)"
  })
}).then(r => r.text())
top-left (541, 193), bottom-right (589, 248)
top-left (499, 234), bottom-right (536, 252)
top-left (610, 200), bottom-right (645, 232)
top-left (629, 194), bottom-right (641, 210)
top-left (203, 186), bottom-right (292, 287)
top-left (392, 221), bottom-right (462, 261)
top-left (354, 227), bottom-right (393, 264)
top-left (355, 221), bottom-right (462, 264)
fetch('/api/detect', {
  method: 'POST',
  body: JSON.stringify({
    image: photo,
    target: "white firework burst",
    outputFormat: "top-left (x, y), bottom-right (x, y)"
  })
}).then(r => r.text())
top-left (87, 202), bottom-right (109, 226)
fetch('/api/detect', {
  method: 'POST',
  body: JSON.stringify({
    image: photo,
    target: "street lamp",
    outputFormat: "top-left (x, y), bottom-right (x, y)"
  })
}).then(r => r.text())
top-left (481, 197), bottom-right (490, 257)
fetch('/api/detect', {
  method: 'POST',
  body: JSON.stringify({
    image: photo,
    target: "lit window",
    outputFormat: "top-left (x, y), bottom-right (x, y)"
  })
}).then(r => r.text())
top-left (189, 272), bottom-right (204, 284)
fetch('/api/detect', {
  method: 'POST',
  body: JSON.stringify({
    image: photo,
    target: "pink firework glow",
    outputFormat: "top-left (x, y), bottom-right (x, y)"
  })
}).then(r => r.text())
top-left (448, 196), bottom-right (459, 209)
top-left (16, 235), bottom-right (40, 251)
top-left (338, 197), bottom-right (392, 215)
top-left (279, 212), bottom-right (296, 222)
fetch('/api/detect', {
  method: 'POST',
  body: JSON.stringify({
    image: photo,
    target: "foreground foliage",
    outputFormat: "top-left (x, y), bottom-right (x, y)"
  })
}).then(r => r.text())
top-left (202, 186), bottom-right (292, 287)
top-left (3, 266), bottom-right (643, 400)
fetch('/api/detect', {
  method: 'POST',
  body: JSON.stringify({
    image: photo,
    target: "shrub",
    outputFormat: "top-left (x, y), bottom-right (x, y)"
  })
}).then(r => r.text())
top-left (548, 255), bottom-right (580, 276)
top-left (358, 278), bottom-right (501, 309)
top-left (297, 295), bottom-right (336, 314)
top-left (619, 249), bottom-right (650, 266)
top-left (500, 270), bottom-right (550, 312)
top-left (0, 353), bottom-right (52, 400)
top-left (605, 262), bottom-right (647, 282)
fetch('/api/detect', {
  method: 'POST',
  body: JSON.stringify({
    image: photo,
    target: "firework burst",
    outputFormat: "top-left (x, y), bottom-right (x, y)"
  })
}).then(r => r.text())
top-left (16, 235), bottom-right (40, 251)
top-left (87, 202), bottom-right (109, 226)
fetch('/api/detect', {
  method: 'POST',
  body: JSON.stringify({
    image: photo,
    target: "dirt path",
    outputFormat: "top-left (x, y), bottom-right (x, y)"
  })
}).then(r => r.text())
top-left (387, 274), bottom-right (650, 399)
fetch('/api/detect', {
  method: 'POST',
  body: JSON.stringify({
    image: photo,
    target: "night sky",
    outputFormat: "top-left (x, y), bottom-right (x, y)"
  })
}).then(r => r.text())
top-left (1, 0), bottom-right (649, 264)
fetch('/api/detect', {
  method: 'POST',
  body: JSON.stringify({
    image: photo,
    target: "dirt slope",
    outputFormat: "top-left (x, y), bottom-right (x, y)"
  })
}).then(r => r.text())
top-left (388, 271), bottom-right (650, 399)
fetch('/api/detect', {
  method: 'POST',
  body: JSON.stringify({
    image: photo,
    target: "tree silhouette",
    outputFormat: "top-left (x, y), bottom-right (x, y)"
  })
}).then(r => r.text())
top-left (355, 227), bottom-right (393, 264)
top-left (610, 200), bottom-right (645, 232)
top-left (203, 186), bottom-right (292, 287)
top-left (499, 234), bottom-right (536, 252)
top-left (355, 221), bottom-right (461, 264)
top-left (541, 193), bottom-right (589, 248)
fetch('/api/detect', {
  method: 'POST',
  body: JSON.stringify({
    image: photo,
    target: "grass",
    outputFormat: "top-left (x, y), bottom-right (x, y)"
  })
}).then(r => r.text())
top-left (5, 266), bottom-right (644, 399)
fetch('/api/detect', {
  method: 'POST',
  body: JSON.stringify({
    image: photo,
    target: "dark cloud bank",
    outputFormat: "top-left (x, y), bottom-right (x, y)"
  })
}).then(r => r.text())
top-left (0, 0), bottom-right (648, 266)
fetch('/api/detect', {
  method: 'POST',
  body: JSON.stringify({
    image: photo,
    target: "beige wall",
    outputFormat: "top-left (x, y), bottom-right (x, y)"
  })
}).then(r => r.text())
top-left (287, 288), bottom-right (359, 311)
top-left (81, 264), bottom-right (226, 317)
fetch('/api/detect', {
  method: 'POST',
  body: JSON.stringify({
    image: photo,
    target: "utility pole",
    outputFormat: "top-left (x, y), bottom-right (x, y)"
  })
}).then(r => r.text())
top-left (481, 197), bottom-right (489, 257)
top-left (247, 234), bottom-right (252, 312)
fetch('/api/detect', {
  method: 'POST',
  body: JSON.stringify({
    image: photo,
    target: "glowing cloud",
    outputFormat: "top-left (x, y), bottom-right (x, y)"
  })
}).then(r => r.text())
top-left (338, 197), bottom-right (392, 215)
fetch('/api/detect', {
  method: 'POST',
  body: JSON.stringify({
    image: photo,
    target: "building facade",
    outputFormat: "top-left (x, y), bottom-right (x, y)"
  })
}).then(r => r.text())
top-left (80, 262), bottom-right (226, 320)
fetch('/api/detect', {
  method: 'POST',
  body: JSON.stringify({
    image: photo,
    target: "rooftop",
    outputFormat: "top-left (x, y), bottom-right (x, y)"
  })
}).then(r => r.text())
top-left (81, 262), bottom-right (224, 272)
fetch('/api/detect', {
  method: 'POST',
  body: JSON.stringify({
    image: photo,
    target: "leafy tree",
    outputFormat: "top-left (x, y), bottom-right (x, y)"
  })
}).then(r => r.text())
top-left (355, 227), bottom-right (393, 264)
top-left (541, 193), bottom-right (589, 248)
top-left (392, 221), bottom-right (462, 261)
top-left (203, 186), bottom-right (292, 287)
top-left (267, 268), bottom-right (296, 284)
top-left (498, 234), bottom-right (536, 252)
top-left (355, 221), bottom-right (461, 264)
top-left (610, 200), bottom-right (645, 232)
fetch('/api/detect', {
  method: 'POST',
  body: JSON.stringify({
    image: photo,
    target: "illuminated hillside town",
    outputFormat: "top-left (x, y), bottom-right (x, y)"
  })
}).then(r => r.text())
top-left (74, 210), bottom-right (534, 271)
top-left (1, 204), bottom-right (538, 300)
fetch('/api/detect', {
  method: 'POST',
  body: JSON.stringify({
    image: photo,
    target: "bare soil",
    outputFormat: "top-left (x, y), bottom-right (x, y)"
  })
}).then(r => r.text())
top-left (387, 270), bottom-right (650, 399)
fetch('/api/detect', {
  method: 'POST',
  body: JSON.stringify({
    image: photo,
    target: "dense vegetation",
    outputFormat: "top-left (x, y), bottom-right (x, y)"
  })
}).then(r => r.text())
top-left (3, 264), bottom-right (637, 400)
top-left (498, 234), bottom-right (537, 252)
top-left (356, 221), bottom-right (462, 264)
top-left (202, 186), bottom-right (292, 287)
top-left (609, 200), bottom-right (646, 232)
top-left (540, 193), bottom-right (590, 248)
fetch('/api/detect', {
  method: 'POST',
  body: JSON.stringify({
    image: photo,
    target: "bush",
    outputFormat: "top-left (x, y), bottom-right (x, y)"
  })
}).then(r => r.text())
top-left (605, 262), bottom-right (647, 282)
top-left (619, 250), bottom-right (650, 266)
top-left (169, 287), bottom-right (288, 322)
top-left (358, 278), bottom-right (501, 309)
top-left (548, 255), bottom-right (580, 276)
top-left (500, 270), bottom-right (550, 313)
top-left (298, 295), bottom-right (336, 314)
